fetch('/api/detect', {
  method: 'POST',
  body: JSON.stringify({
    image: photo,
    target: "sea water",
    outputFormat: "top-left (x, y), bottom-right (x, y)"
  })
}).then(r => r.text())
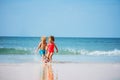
top-left (0, 37), bottom-right (120, 63)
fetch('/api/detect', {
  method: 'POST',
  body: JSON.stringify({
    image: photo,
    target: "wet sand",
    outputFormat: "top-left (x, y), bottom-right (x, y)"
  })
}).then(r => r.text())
top-left (0, 63), bottom-right (120, 80)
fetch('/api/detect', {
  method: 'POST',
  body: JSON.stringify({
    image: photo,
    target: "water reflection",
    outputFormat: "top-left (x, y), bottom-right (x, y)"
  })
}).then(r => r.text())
top-left (40, 63), bottom-right (57, 80)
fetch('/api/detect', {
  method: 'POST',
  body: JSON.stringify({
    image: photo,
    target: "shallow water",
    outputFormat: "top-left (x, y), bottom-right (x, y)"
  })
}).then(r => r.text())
top-left (0, 55), bottom-right (120, 63)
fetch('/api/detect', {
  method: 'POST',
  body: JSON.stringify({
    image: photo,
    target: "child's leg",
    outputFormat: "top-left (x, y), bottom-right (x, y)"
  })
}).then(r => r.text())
top-left (49, 53), bottom-right (53, 62)
top-left (44, 52), bottom-right (50, 63)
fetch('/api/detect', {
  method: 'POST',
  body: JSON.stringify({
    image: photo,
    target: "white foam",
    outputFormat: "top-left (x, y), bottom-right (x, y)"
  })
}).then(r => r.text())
top-left (60, 48), bottom-right (120, 56)
top-left (88, 49), bottom-right (120, 56)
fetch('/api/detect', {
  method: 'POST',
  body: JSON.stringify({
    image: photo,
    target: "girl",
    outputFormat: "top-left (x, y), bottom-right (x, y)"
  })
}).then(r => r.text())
top-left (46, 36), bottom-right (58, 62)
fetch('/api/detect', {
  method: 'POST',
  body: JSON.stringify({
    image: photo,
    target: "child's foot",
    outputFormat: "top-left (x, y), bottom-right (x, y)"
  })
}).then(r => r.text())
top-left (44, 57), bottom-right (49, 63)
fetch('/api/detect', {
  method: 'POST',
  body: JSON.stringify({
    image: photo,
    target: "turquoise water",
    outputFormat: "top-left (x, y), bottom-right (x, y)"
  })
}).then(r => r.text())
top-left (0, 37), bottom-right (120, 63)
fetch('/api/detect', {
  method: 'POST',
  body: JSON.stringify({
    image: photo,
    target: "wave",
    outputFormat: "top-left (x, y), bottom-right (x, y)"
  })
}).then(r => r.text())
top-left (0, 47), bottom-right (120, 56)
top-left (58, 48), bottom-right (120, 56)
top-left (0, 47), bottom-right (33, 55)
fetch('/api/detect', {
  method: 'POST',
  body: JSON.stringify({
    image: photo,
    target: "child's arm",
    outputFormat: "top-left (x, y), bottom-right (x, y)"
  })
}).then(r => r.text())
top-left (45, 44), bottom-right (48, 51)
top-left (45, 44), bottom-right (48, 54)
top-left (35, 42), bottom-right (41, 53)
top-left (55, 44), bottom-right (58, 53)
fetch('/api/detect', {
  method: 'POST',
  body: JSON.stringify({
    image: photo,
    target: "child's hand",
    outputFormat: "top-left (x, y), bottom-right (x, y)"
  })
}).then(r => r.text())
top-left (56, 50), bottom-right (58, 53)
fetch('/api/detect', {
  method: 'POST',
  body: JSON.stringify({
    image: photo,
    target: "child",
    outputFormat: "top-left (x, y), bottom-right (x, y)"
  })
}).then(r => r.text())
top-left (35, 36), bottom-right (47, 62)
top-left (46, 36), bottom-right (58, 62)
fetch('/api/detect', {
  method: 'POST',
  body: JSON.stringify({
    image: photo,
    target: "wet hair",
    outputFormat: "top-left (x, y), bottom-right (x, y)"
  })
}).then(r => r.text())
top-left (49, 36), bottom-right (55, 42)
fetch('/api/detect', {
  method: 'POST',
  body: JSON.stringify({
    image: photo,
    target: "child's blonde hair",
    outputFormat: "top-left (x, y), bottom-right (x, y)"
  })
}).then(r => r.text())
top-left (41, 36), bottom-right (46, 42)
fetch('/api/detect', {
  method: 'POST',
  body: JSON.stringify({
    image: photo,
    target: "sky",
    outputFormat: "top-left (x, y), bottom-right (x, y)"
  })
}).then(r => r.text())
top-left (0, 0), bottom-right (120, 37)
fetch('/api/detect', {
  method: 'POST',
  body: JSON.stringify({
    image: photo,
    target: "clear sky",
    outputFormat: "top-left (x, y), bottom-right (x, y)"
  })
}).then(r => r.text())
top-left (0, 0), bottom-right (120, 37)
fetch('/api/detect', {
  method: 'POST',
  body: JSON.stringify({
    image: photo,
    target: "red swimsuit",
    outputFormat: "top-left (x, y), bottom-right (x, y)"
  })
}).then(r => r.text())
top-left (47, 42), bottom-right (55, 53)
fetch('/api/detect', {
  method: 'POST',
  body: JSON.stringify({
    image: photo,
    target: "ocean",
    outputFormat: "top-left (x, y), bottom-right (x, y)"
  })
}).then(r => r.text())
top-left (0, 37), bottom-right (120, 63)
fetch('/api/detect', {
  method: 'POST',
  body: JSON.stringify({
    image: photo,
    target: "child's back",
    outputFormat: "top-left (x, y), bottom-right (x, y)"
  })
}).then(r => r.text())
top-left (39, 40), bottom-right (47, 50)
top-left (36, 36), bottom-right (47, 62)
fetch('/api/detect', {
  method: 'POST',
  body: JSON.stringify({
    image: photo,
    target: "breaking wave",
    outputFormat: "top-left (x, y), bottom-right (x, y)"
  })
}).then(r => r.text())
top-left (57, 48), bottom-right (120, 56)
top-left (0, 47), bottom-right (120, 56)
